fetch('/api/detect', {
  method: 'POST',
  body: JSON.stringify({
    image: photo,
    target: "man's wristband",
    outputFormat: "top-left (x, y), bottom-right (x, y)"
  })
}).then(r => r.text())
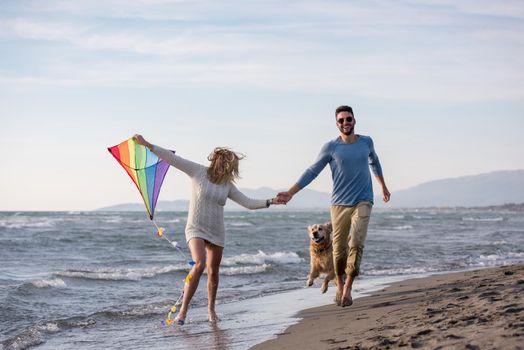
top-left (266, 199), bottom-right (272, 207)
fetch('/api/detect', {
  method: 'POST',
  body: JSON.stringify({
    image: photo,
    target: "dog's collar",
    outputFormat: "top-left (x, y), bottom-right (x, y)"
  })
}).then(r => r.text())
top-left (313, 242), bottom-right (332, 254)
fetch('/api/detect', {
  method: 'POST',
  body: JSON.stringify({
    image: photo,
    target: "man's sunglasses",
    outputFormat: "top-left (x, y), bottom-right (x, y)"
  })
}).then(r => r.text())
top-left (337, 116), bottom-right (353, 124)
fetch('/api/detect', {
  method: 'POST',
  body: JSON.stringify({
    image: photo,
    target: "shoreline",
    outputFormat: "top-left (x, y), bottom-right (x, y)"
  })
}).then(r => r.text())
top-left (251, 264), bottom-right (524, 350)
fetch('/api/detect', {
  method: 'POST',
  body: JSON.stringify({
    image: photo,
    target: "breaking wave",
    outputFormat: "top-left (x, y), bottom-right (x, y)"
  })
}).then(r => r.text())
top-left (222, 251), bottom-right (303, 266)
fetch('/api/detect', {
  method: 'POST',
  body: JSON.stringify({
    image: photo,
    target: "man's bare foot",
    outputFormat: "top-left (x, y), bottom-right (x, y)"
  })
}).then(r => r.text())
top-left (334, 289), bottom-right (342, 306)
top-left (341, 292), bottom-right (353, 307)
top-left (208, 310), bottom-right (220, 323)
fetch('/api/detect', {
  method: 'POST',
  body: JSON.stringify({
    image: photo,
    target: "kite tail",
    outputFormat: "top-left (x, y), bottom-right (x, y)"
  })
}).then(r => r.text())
top-left (162, 273), bottom-right (192, 327)
top-left (152, 220), bottom-right (196, 327)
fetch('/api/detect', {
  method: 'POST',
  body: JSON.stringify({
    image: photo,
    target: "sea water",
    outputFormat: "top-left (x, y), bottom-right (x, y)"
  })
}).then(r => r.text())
top-left (1, 208), bottom-right (523, 349)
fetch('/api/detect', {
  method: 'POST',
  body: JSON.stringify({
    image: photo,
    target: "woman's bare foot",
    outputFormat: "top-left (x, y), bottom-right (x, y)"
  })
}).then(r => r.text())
top-left (175, 310), bottom-right (187, 325)
top-left (174, 315), bottom-right (185, 325)
top-left (208, 310), bottom-right (220, 323)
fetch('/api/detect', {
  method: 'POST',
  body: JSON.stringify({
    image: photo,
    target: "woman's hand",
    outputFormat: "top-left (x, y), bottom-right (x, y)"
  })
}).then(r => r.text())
top-left (133, 134), bottom-right (154, 150)
top-left (133, 134), bottom-right (147, 146)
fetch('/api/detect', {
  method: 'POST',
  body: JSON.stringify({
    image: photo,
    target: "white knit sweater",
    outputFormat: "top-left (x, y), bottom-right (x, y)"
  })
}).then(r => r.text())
top-left (152, 145), bottom-right (268, 247)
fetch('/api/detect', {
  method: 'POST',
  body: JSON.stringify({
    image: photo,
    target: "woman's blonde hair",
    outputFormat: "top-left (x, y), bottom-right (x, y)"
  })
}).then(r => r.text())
top-left (207, 147), bottom-right (245, 185)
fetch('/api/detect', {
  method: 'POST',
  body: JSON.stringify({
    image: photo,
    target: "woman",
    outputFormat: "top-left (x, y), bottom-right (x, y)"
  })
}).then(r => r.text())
top-left (133, 135), bottom-right (280, 324)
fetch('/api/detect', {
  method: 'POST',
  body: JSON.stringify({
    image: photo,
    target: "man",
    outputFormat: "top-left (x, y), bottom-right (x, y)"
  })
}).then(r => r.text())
top-left (277, 105), bottom-right (390, 307)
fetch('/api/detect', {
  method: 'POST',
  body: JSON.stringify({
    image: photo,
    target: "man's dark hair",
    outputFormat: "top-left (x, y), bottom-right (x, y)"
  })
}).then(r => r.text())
top-left (335, 105), bottom-right (354, 116)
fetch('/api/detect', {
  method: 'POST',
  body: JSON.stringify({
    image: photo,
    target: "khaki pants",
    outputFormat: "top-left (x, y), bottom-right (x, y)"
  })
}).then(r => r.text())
top-left (330, 202), bottom-right (372, 278)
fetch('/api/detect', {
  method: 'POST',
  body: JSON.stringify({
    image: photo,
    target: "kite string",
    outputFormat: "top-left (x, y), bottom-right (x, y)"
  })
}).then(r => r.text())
top-left (153, 219), bottom-right (190, 260)
top-left (152, 219), bottom-right (160, 230)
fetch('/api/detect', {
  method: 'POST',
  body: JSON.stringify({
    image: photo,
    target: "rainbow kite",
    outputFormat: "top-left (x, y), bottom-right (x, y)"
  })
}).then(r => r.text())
top-left (108, 138), bottom-right (173, 220)
top-left (108, 137), bottom-right (193, 327)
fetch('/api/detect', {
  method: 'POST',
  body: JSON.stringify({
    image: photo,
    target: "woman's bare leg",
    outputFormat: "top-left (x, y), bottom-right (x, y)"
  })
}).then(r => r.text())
top-left (176, 238), bottom-right (207, 323)
top-left (205, 242), bottom-right (223, 322)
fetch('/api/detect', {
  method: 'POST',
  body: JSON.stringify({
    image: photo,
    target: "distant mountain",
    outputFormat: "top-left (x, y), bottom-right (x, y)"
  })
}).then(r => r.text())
top-left (97, 200), bottom-right (190, 212)
top-left (225, 187), bottom-right (331, 210)
top-left (97, 170), bottom-right (524, 211)
top-left (375, 169), bottom-right (524, 208)
top-left (96, 187), bottom-right (331, 212)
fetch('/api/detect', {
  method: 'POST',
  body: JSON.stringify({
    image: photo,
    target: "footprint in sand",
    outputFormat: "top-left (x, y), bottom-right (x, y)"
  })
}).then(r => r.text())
top-left (414, 329), bottom-right (433, 337)
top-left (478, 290), bottom-right (500, 299)
top-left (503, 306), bottom-right (524, 314)
top-left (320, 338), bottom-right (345, 344)
top-left (445, 334), bottom-right (464, 340)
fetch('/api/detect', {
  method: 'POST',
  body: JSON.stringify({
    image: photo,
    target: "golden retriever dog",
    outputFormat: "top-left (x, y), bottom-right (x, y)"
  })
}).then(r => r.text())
top-left (307, 222), bottom-right (336, 293)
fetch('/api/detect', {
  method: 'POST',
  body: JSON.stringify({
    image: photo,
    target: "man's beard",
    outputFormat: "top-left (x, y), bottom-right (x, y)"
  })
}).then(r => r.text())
top-left (341, 126), bottom-right (354, 136)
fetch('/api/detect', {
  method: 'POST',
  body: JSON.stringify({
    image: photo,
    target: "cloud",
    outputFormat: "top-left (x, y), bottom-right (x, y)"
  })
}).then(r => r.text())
top-left (428, 0), bottom-right (524, 19)
top-left (0, 18), bottom-right (85, 42)
top-left (1, 0), bottom-right (523, 102)
top-left (22, 0), bottom-right (524, 22)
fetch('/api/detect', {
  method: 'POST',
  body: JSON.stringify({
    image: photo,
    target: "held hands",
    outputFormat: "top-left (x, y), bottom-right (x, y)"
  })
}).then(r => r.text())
top-left (267, 190), bottom-right (295, 206)
top-left (265, 194), bottom-right (290, 206)
top-left (268, 197), bottom-right (284, 206)
top-left (275, 191), bottom-right (293, 205)
top-left (276, 185), bottom-right (299, 204)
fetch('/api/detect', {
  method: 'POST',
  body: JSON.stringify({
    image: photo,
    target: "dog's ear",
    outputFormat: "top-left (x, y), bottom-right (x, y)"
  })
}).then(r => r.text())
top-left (325, 222), bottom-right (333, 232)
top-left (307, 225), bottom-right (313, 232)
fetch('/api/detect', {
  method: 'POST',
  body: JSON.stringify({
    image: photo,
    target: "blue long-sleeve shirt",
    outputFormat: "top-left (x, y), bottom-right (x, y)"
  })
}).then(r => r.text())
top-left (296, 135), bottom-right (383, 206)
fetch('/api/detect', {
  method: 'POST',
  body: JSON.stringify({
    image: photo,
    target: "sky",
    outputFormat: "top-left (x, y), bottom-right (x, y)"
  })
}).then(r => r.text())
top-left (1, 0), bottom-right (523, 211)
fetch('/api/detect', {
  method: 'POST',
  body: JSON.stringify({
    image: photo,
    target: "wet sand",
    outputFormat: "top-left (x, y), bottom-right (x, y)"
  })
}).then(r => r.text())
top-left (251, 264), bottom-right (524, 350)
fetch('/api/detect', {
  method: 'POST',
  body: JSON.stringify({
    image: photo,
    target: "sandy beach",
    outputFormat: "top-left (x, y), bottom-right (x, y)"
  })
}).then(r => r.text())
top-left (252, 264), bottom-right (523, 350)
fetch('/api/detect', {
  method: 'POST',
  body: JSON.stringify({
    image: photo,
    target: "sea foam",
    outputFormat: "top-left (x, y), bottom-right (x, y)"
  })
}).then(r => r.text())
top-left (221, 264), bottom-right (271, 275)
top-left (222, 250), bottom-right (303, 266)
top-left (31, 278), bottom-right (66, 288)
top-left (56, 264), bottom-right (186, 281)
top-left (462, 216), bottom-right (504, 222)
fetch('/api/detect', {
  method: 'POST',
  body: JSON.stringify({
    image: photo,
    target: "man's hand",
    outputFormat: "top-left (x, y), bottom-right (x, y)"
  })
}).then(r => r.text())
top-left (375, 176), bottom-right (390, 203)
top-left (382, 186), bottom-right (391, 203)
